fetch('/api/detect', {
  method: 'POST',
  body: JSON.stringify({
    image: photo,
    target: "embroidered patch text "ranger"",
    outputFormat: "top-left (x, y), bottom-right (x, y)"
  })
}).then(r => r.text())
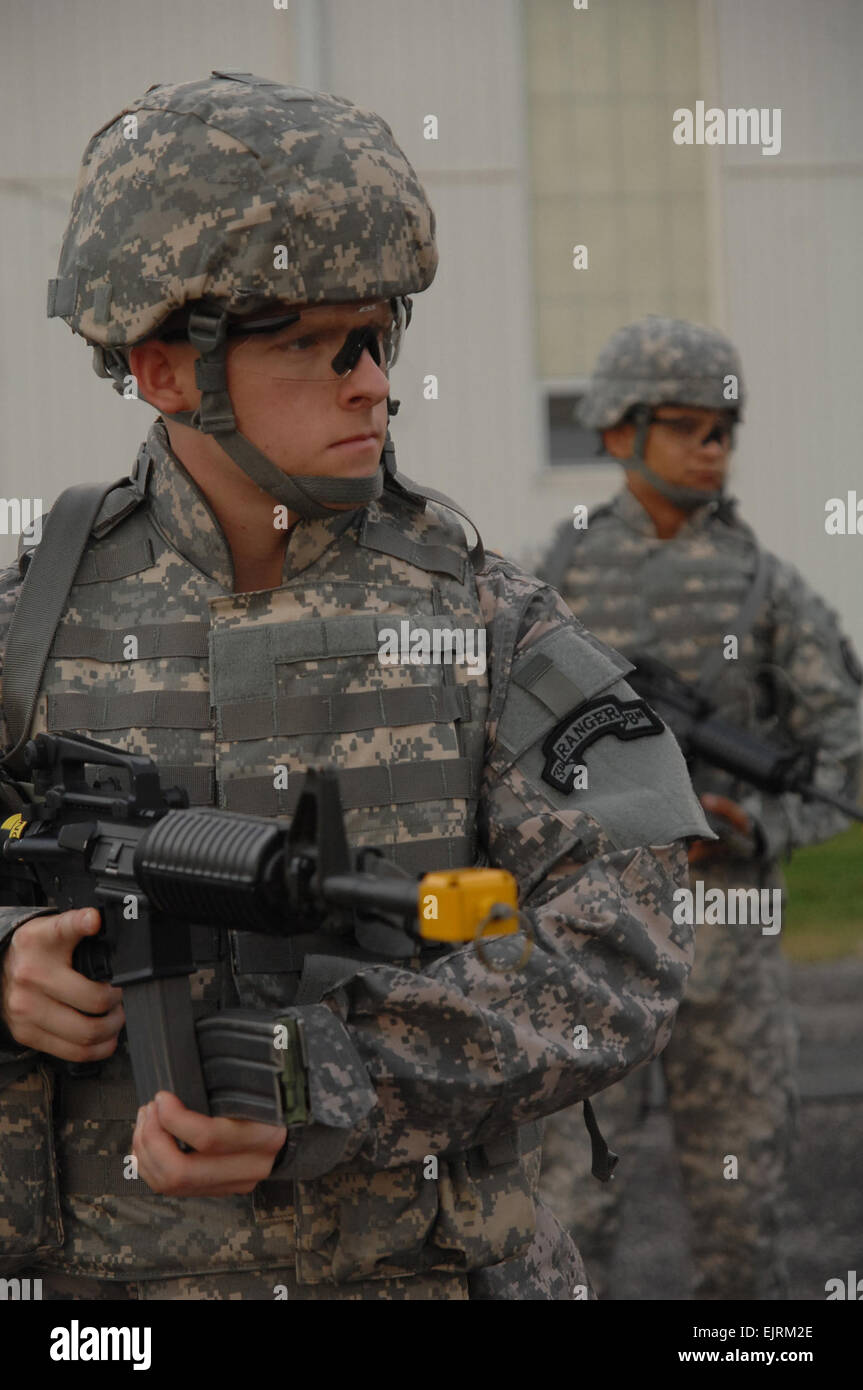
top-left (541, 695), bottom-right (664, 793)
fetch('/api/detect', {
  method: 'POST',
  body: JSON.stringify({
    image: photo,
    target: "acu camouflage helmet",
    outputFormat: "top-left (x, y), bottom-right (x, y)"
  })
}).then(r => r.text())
top-left (577, 316), bottom-right (745, 429)
top-left (578, 316), bottom-right (745, 510)
top-left (47, 72), bottom-right (438, 519)
top-left (49, 71), bottom-right (437, 351)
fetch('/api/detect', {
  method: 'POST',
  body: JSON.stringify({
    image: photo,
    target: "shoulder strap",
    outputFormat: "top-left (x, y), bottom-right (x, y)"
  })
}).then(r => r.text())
top-left (382, 442), bottom-right (485, 571)
top-left (695, 540), bottom-right (771, 696)
top-left (536, 501), bottom-right (615, 594)
top-left (1, 480), bottom-right (123, 772)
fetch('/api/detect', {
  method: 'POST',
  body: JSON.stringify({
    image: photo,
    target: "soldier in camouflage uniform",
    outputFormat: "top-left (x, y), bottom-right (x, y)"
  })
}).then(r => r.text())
top-left (0, 79), bottom-right (709, 1301)
top-left (538, 316), bottom-right (862, 1300)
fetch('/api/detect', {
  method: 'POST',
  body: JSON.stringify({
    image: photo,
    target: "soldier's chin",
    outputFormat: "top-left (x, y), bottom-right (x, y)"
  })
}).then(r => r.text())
top-left (330, 455), bottom-right (384, 478)
top-left (688, 475), bottom-right (724, 490)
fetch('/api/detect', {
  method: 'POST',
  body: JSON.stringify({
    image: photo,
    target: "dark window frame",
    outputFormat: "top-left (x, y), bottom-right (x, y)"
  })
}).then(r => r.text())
top-left (543, 380), bottom-right (616, 467)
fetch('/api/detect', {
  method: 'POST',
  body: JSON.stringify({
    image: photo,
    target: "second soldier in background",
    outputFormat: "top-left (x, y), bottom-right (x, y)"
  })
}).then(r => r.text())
top-left (538, 316), bottom-right (863, 1300)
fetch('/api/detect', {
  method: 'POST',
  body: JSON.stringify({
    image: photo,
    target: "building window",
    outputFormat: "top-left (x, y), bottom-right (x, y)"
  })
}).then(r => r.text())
top-left (523, 0), bottom-right (711, 462)
top-left (546, 386), bottom-right (609, 466)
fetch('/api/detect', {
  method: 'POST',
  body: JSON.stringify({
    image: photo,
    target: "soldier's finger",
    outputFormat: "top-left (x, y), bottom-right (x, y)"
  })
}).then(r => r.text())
top-left (25, 907), bottom-right (102, 957)
top-left (9, 990), bottom-right (123, 1045)
top-left (152, 1090), bottom-right (286, 1155)
top-left (58, 999), bottom-right (126, 1047)
top-left (10, 1004), bottom-right (124, 1062)
top-left (6, 938), bottom-right (122, 1016)
top-left (47, 965), bottom-right (123, 1017)
top-left (134, 1103), bottom-right (280, 1195)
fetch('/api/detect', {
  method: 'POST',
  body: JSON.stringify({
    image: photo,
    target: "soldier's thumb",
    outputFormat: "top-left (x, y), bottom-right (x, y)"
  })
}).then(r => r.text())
top-left (54, 906), bottom-right (102, 945)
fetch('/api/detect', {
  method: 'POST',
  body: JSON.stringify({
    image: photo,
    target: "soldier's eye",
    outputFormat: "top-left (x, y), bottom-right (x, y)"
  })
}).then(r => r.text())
top-left (282, 334), bottom-right (321, 353)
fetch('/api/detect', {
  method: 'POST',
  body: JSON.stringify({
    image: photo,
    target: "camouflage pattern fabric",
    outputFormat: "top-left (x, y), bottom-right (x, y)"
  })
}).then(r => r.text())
top-left (542, 860), bottom-right (798, 1301)
top-left (0, 1063), bottom-right (64, 1268)
top-left (539, 1058), bottom-right (643, 1300)
top-left (538, 486), bottom-right (861, 1299)
top-left (576, 316), bottom-right (745, 429)
top-left (0, 425), bottom-right (708, 1298)
top-left (16, 1266), bottom-right (471, 1301)
top-left (538, 488), bottom-right (862, 854)
top-left (49, 72), bottom-right (438, 351)
top-left (467, 1200), bottom-right (595, 1300)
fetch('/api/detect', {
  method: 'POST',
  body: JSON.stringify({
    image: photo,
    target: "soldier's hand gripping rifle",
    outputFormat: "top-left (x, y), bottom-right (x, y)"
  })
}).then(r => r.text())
top-left (0, 732), bottom-right (523, 1126)
top-left (629, 653), bottom-right (863, 822)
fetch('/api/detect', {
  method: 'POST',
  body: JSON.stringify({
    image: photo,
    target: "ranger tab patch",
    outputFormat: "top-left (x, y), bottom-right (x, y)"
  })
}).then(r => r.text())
top-left (541, 695), bottom-right (664, 793)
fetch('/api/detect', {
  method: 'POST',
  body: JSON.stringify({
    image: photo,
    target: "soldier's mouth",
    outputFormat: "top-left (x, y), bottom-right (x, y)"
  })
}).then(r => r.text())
top-left (329, 433), bottom-right (380, 450)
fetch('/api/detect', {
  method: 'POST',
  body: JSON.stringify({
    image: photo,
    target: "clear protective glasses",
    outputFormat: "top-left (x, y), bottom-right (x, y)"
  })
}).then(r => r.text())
top-left (226, 298), bottom-right (407, 382)
top-left (649, 410), bottom-right (736, 449)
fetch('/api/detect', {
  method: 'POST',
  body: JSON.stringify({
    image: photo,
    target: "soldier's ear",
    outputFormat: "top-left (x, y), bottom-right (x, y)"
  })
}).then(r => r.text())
top-left (602, 422), bottom-right (636, 461)
top-left (128, 340), bottom-right (200, 414)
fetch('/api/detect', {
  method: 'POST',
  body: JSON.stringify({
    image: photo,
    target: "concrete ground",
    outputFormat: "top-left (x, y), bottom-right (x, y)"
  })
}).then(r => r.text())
top-left (600, 958), bottom-right (863, 1301)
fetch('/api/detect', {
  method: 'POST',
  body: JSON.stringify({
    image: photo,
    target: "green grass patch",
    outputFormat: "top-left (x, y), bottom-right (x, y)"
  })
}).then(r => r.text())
top-left (782, 826), bottom-right (863, 962)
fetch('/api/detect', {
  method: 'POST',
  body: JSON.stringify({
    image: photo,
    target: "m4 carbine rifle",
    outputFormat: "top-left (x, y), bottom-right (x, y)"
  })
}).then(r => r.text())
top-left (629, 653), bottom-right (863, 823)
top-left (0, 732), bottom-right (522, 1126)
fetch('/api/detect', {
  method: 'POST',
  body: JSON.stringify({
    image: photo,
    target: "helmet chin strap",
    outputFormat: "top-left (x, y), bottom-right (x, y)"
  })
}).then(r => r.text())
top-left (622, 406), bottom-right (725, 510)
top-left (161, 304), bottom-right (386, 520)
top-left (117, 302), bottom-right (489, 566)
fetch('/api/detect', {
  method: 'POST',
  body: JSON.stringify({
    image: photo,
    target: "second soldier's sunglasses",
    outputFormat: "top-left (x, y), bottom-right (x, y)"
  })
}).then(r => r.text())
top-left (648, 410), bottom-right (735, 448)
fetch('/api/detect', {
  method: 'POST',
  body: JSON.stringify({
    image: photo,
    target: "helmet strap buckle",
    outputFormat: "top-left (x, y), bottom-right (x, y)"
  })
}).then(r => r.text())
top-left (187, 305), bottom-right (228, 355)
top-left (185, 306), bottom-right (238, 434)
top-left (191, 403), bottom-right (237, 436)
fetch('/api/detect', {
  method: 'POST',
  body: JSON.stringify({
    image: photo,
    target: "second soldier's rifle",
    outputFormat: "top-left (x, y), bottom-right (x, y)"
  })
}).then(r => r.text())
top-left (0, 732), bottom-right (522, 1125)
top-left (629, 653), bottom-right (863, 823)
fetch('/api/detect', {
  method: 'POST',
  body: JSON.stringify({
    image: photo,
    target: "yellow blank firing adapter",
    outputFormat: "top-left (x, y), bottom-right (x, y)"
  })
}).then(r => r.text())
top-left (1, 814), bottom-right (26, 841)
top-left (416, 868), bottom-right (519, 942)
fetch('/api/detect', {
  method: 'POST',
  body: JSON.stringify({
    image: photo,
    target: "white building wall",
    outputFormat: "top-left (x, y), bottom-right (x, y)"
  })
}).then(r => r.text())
top-left (308, 0), bottom-right (542, 558)
top-left (709, 0), bottom-right (863, 654)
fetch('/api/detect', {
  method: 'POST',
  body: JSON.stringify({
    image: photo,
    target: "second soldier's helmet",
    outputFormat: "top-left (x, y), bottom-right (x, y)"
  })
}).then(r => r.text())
top-left (577, 315), bottom-right (745, 429)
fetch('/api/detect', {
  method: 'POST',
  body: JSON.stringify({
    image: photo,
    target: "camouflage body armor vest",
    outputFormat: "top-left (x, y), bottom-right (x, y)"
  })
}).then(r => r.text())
top-left (546, 491), bottom-right (776, 805)
top-left (24, 427), bottom-right (540, 1290)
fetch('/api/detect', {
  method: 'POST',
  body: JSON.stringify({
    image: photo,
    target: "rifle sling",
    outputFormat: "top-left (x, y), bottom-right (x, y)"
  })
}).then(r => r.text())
top-left (1, 480), bottom-right (124, 774)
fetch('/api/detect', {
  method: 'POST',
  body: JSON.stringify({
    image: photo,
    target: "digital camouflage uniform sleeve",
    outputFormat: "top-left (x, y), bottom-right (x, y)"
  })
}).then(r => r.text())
top-left (0, 561), bottom-right (51, 1069)
top-left (738, 554), bottom-right (863, 860)
top-left (272, 559), bottom-right (709, 1181)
